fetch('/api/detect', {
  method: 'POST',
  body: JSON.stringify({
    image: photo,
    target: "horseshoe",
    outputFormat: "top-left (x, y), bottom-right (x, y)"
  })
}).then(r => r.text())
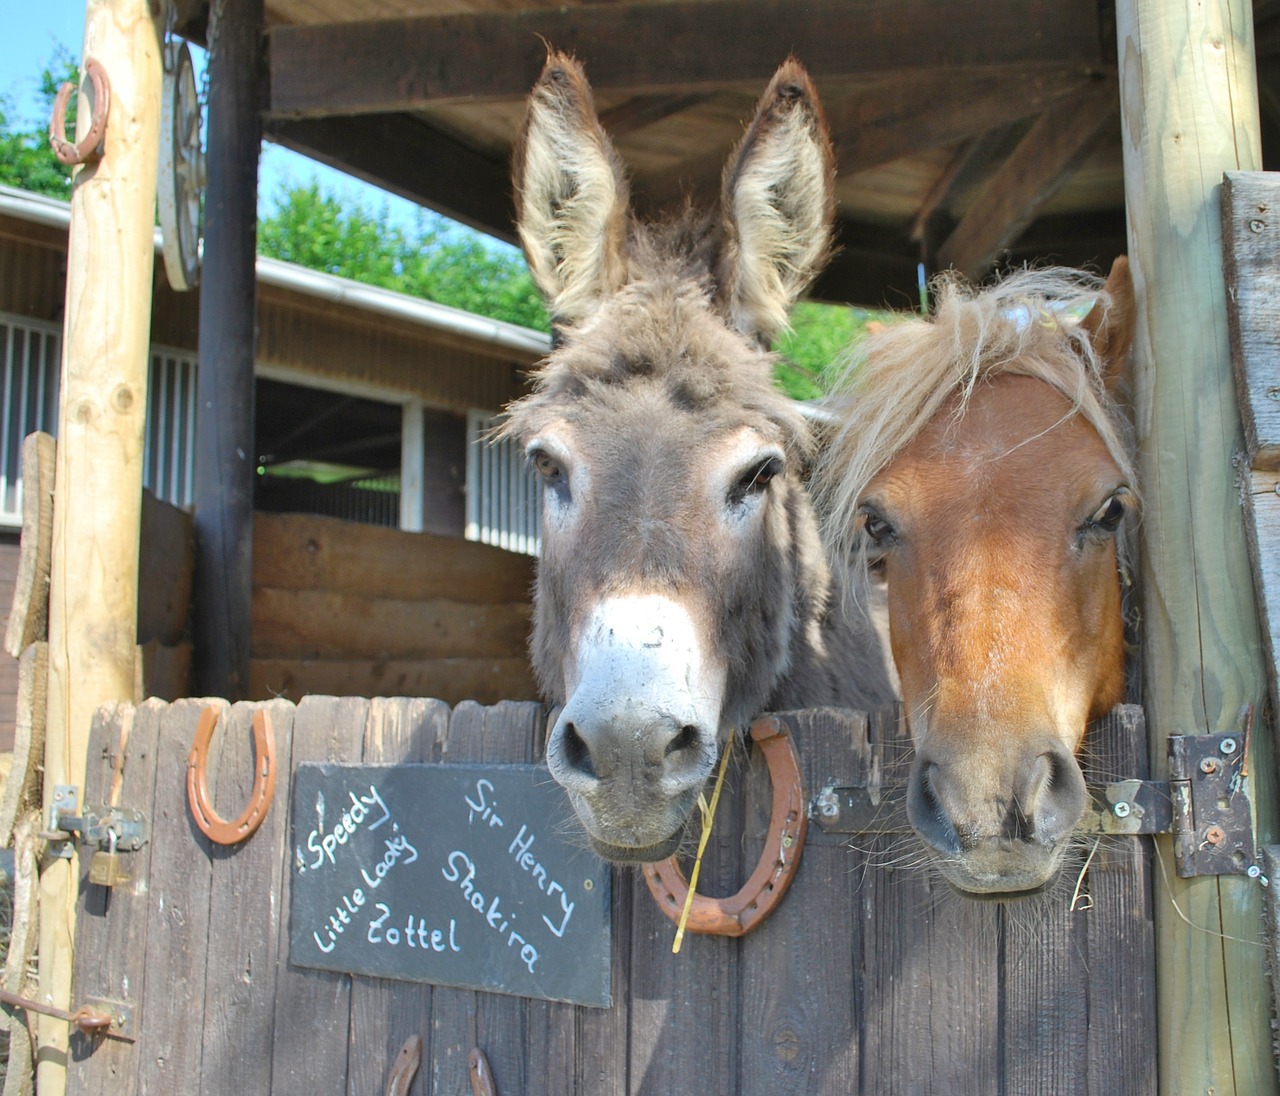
top-left (642, 715), bottom-right (807, 937)
top-left (49, 58), bottom-right (111, 167)
top-left (187, 707), bottom-right (278, 845)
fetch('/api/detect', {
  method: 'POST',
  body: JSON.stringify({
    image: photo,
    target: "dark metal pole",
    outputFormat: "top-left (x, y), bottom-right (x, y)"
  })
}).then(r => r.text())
top-left (194, 0), bottom-right (263, 698)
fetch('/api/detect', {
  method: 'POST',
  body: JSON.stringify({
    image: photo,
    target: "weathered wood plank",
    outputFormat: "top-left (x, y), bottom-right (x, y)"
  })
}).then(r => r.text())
top-left (250, 588), bottom-right (531, 662)
top-left (199, 700), bottom-right (296, 1096)
top-left (2, 816), bottom-right (40, 1096)
top-left (1245, 469), bottom-right (1280, 731)
top-left (936, 76), bottom-right (1118, 277)
top-left (3, 432), bottom-right (53, 658)
top-left (738, 710), bottom-right (868, 1093)
top-left (1116, 2), bottom-right (1276, 1092)
top-left (68, 702), bottom-right (161, 1094)
top-left (1081, 707), bottom-right (1157, 1096)
top-left (0, 643), bottom-right (46, 849)
top-left (268, 0), bottom-right (1104, 116)
top-left (139, 640), bottom-right (192, 702)
top-left (137, 491), bottom-right (193, 647)
top-left (1222, 172), bottom-right (1280, 470)
top-left (135, 699), bottom-right (223, 1096)
top-left (270, 696), bottom-right (366, 1093)
top-left (428, 701), bottom-right (488, 1094)
top-left (346, 696), bottom-right (451, 1096)
top-left (247, 656), bottom-right (538, 708)
top-left (253, 513), bottom-right (534, 604)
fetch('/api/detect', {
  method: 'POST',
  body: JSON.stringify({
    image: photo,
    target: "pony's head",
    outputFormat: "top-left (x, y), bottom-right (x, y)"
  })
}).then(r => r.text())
top-left (818, 259), bottom-right (1137, 895)
top-left (505, 52), bottom-right (839, 861)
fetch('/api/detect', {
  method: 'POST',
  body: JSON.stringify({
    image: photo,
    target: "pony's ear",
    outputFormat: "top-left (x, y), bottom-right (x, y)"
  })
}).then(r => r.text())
top-left (513, 52), bottom-right (630, 326)
top-left (1080, 255), bottom-right (1136, 392)
top-left (718, 58), bottom-right (835, 343)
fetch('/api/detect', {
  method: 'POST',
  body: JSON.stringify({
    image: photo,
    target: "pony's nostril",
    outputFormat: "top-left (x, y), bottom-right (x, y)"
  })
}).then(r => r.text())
top-left (665, 724), bottom-right (699, 759)
top-left (907, 762), bottom-right (963, 855)
top-left (561, 721), bottom-right (596, 779)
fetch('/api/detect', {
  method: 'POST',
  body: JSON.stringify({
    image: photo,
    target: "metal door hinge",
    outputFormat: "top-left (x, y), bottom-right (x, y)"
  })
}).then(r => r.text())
top-left (810, 730), bottom-right (1256, 880)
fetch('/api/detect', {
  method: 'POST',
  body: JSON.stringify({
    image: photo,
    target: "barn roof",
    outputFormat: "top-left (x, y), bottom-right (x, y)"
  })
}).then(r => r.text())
top-left (173, 0), bottom-right (1279, 307)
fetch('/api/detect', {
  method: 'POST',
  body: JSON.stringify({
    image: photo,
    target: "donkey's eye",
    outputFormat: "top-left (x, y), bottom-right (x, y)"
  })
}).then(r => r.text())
top-left (730, 455), bottom-right (783, 505)
top-left (531, 449), bottom-right (565, 486)
top-left (1086, 489), bottom-right (1129, 534)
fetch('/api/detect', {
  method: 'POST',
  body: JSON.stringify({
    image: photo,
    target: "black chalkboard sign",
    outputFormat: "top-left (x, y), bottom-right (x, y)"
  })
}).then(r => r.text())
top-left (288, 763), bottom-right (611, 1007)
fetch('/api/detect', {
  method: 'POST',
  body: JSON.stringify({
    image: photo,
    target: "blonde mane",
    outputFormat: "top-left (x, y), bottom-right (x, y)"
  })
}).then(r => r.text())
top-left (815, 266), bottom-right (1135, 563)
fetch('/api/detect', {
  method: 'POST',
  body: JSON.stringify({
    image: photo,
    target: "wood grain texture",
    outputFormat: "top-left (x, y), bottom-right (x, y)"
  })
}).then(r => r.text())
top-left (67, 702), bottom-right (159, 1095)
top-left (1115, 2), bottom-right (1276, 1092)
top-left (250, 588), bottom-right (531, 662)
top-left (1245, 470), bottom-right (1280, 740)
top-left (269, 696), bottom-right (365, 1094)
top-left (3, 432), bottom-right (54, 658)
top-left (936, 76), bottom-right (1118, 277)
top-left (0, 643), bottom-right (46, 848)
top-left (2, 816), bottom-right (40, 1096)
top-left (346, 697), bottom-right (451, 1096)
top-left (268, 0), bottom-right (1104, 116)
top-left (247, 656), bottom-right (538, 707)
top-left (1222, 172), bottom-right (1280, 470)
top-left (134, 699), bottom-right (221, 1096)
top-left (137, 492), bottom-right (193, 647)
top-left (254, 512), bottom-right (533, 604)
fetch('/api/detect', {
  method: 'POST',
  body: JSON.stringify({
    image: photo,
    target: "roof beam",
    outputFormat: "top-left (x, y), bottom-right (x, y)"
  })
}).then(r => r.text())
top-left (263, 114), bottom-right (517, 244)
top-left (935, 76), bottom-right (1118, 278)
top-left (268, 0), bottom-right (1106, 118)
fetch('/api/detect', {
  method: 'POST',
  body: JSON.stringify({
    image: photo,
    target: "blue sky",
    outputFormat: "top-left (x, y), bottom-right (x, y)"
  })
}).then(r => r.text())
top-left (1, 2), bottom-right (465, 235)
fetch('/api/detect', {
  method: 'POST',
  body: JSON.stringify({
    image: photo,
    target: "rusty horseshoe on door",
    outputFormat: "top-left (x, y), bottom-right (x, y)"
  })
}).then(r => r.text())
top-left (187, 706), bottom-right (278, 845)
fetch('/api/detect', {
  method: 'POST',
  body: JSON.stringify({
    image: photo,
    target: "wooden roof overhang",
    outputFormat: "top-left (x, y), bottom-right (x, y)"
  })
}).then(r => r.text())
top-left (167, 0), bottom-right (1280, 308)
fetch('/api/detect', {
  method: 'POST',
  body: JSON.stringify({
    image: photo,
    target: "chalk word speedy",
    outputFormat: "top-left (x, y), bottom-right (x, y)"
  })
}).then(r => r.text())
top-left (300, 784), bottom-right (393, 870)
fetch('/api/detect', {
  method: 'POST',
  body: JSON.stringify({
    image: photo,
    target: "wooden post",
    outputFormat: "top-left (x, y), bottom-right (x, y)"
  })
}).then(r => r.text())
top-left (1114, 3), bottom-right (1277, 1093)
top-left (193, 0), bottom-right (264, 699)
top-left (400, 399), bottom-right (425, 533)
top-left (39, 0), bottom-right (163, 1090)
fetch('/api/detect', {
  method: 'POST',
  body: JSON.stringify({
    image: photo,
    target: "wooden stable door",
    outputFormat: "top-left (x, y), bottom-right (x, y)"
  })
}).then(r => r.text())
top-left (66, 698), bottom-right (1156, 1095)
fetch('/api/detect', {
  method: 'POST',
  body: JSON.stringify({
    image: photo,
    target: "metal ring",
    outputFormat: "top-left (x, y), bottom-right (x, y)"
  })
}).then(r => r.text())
top-left (642, 715), bottom-right (808, 938)
top-left (187, 707), bottom-right (278, 845)
top-left (49, 58), bottom-right (111, 167)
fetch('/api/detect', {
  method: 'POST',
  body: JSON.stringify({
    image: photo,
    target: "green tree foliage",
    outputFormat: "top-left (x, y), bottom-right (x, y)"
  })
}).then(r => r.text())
top-left (258, 182), bottom-right (551, 333)
top-left (772, 300), bottom-right (882, 401)
top-left (0, 48), bottom-right (78, 199)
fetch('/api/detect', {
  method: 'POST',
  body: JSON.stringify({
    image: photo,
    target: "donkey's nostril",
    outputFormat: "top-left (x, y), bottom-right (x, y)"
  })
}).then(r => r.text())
top-left (665, 724), bottom-right (699, 759)
top-left (561, 721), bottom-right (596, 779)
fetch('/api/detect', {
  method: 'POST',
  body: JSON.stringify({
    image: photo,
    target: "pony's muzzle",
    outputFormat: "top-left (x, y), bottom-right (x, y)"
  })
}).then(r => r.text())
top-left (906, 744), bottom-right (1087, 856)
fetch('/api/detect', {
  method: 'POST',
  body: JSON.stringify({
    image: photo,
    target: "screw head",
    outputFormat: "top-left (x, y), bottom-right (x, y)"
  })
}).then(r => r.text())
top-left (1220, 738), bottom-right (1237, 755)
top-left (815, 789), bottom-right (840, 819)
top-left (1248, 865), bottom-right (1262, 879)
top-left (1205, 826), bottom-right (1226, 846)
top-left (1199, 757), bottom-right (1218, 774)
top-left (1113, 801), bottom-right (1132, 818)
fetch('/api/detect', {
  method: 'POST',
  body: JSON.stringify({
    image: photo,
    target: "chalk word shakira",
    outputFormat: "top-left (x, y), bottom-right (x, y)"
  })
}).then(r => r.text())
top-left (443, 850), bottom-right (540, 973)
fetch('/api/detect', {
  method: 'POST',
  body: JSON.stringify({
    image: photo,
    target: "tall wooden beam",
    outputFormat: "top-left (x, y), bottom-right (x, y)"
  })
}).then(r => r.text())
top-left (1115, 3), bottom-right (1277, 1094)
top-left (267, 0), bottom-right (1105, 118)
top-left (194, 0), bottom-right (263, 698)
top-left (936, 76), bottom-right (1117, 277)
top-left (40, 0), bottom-right (163, 1090)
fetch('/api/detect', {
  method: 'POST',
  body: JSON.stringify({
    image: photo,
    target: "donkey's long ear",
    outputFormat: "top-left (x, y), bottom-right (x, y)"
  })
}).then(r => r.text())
top-left (718, 59), bottom-right (835, 343)
top-left (513, 53), bottom-right (630, 326)
top-left (1080, 255), bottom-right (1136, 392)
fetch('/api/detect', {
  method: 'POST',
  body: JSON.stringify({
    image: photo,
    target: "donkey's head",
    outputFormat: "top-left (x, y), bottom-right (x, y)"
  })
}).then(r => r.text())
top-left (505, 52), bottom-right (836, 861)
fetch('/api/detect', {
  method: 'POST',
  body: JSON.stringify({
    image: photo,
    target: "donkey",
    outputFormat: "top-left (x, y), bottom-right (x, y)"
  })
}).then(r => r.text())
top-left (502, 52), bottom-right (894, 862)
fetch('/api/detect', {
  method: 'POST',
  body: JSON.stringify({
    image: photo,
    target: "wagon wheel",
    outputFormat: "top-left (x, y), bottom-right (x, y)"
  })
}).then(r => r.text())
top-left (642, 715), bottom-right (807, 937)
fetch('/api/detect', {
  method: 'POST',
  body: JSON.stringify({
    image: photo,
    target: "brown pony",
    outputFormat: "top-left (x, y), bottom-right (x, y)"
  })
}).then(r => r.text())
top-left (816, 259), bottom-right (1136, 896)
top-left (503, 53), bottom-right (893, 862)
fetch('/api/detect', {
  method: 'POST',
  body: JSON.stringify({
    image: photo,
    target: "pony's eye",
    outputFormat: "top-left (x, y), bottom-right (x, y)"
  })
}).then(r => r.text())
top-left (1087, 490), bottom-right (1129, 533)
top-left (531, 449), bottom-right (565, 485)
top-left (859, 506), bottom-right (896, 547)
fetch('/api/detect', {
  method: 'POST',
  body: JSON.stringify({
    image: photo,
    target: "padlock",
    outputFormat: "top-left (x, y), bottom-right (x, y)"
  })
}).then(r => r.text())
top-left (88, 830), bottom-right (129, 888)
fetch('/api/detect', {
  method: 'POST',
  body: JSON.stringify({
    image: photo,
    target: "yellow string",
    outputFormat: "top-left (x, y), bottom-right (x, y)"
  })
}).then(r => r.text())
top-left (672, 741), bottom-right (734, 954)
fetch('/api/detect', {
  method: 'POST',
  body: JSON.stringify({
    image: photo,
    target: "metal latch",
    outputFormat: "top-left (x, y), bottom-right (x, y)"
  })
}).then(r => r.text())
top-left (38, 784), bottom-right (149, 880)
top-left (809, 729), bottom-right (1256, 880)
